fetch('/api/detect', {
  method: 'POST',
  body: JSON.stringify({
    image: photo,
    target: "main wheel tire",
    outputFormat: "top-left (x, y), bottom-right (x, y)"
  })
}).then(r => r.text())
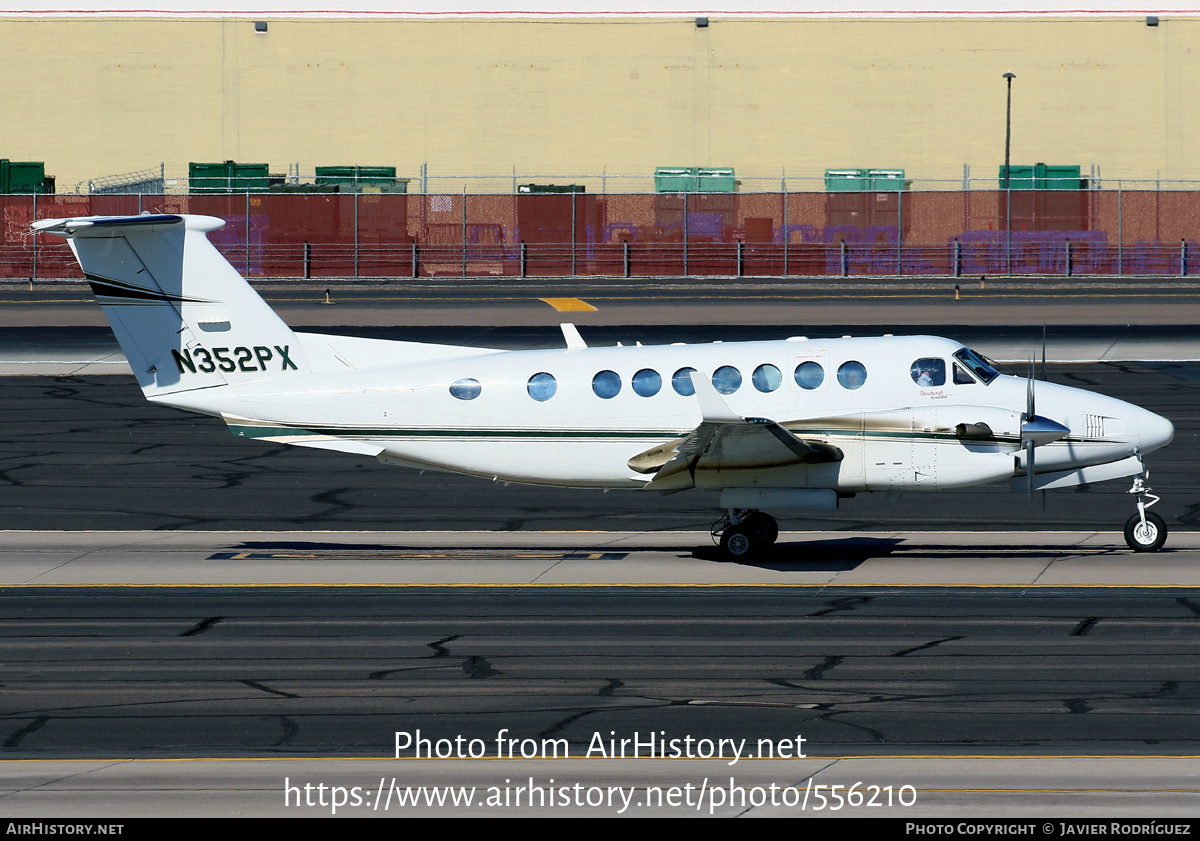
top-left (1125, 512), bottom-right (1167, 552)
top-left (741, 512), bottom-right (779, 547)
top-left (720, 526), bottom-right (756, 559)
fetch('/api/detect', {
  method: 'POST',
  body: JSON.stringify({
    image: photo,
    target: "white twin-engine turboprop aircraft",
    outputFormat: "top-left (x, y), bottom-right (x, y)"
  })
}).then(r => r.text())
top-left (36, 214), bottom-right (1176, 557)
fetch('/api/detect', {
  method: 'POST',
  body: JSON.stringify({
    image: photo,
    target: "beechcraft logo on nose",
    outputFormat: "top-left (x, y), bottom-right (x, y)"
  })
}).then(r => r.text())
top-left (172, 345), bottom-right (297, 374)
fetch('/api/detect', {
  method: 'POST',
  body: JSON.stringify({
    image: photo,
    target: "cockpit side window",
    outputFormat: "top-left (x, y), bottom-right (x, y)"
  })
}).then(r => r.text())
top-left (953, 364), bottom-right (976, 385)
top-left (953, 347), bottom-right (999, 384)
top-left (910, 358), bottom-right (946, 387)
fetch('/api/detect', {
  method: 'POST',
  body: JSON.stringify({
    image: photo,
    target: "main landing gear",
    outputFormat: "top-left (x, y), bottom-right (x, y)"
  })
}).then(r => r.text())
top-left (714, 509), bottom-right (779, 559)
top-left (1125, 471), bottom-right (1167, 553)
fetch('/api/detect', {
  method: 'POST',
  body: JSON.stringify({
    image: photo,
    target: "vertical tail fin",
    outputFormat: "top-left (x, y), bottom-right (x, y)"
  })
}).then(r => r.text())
top-left (33, 214), bottom-right (307, 400)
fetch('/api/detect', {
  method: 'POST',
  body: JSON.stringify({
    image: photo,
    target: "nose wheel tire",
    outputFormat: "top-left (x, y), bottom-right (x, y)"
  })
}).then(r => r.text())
top-left (1125, 512), bottom-right (1167, 553)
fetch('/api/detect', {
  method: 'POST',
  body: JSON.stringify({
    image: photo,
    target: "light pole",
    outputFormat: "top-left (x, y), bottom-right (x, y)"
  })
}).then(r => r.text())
top-left (1003, 72), bottom-right (1016, 274)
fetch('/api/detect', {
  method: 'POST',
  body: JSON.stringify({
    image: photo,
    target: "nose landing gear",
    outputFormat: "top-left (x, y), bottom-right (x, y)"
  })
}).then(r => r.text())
top-left (714, 509), bottom-right (779, 559)
top-left (1125, 470), bottom-right (1167, 553)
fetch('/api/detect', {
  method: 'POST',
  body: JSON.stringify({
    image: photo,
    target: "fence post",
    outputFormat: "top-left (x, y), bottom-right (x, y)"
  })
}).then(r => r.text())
top-left (1117, 186), bottom-right (1123, 277)
top-left (354, 191), bottom-right (360, 279)
top-left (840, 240), bottom-right (847, 277)
top-left (245, 192), bottom-right (251, 277)
top-left (736, 239), bottom-right (743, 278)
top-left (1065, 239), bottom-right (1072, 277)
top-left (623, 240), bottom-right (630, 278)
top-left (896, 189), bottom-right (903, 276)
top-left (953, 239), bottom-right (960, 277)
top-left (520, 241), bottom-right (527, 278)
top-left (1005, 185), bottom-right (1012, 276)
top-left (782, 190), bottom-right (789, 278)
top-left (304, 241), bottom-right (311, 279)
top-left (31, 192), bottom-right (37, 284)
top-left (682, 193), bottom-right (688, 277)
top-left (1182, 239), bottom-right (1188, 277)
top-left (571, 193), bottom-right (577, 277)
top-left (461, 189), bottom-right (467, 279)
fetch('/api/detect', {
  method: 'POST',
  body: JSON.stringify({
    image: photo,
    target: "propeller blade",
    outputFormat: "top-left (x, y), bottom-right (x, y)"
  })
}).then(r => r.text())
top-left (1026, 357), bottom-right (1036, 420)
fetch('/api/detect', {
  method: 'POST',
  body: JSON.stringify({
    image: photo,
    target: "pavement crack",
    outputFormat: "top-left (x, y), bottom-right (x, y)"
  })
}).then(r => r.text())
top-left (180, 616), bottom-right (223, 637)
top-left (738, 760), bottom-right (841, 818)
top-left (598, 679), bottom-right (624, 697)
top-left (296, 487), bottom-right (357, 524)
top-left (0, 759), bottom-right (131, 802)
top-left (1177, 598), bottom-right (1200, 616)
top-left (1132, 681), bottom-right (1180, 699)
top-left (893, 635), bottom-right (964, 657)
top-left (369, 665), bottom-right (447, 679)
top-left (275, 716), bottom-right (299, 746)
top-left (428, 635), bottom-right (460, 658)
top-left (1071, 617), bottom-right (1100, 636)
top-left (809, 596), bottom-right (870, 617)
top-left (1065, 699), bottom-right (1092, 714)
top-left (814, 711), bottom-right (887, 743)
top-left (538, 708), bottom-right (607, 739)
top-left (463, 655), bottom-right (501, 679)
top-left (536, 698), bottom-right (676, 741)
top-left (766, 678), bottom-right (806, 690)
top-left (803, 656), bottom-right (844, 679)
top-left (3, 716), bottom-right (48, 749)
top-left (242, 680), bottom-right (298, 699)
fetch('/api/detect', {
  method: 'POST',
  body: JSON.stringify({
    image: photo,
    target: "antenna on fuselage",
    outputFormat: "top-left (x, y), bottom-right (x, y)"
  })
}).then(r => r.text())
top-left (1042, 321), bottom-right (1047, 383)
top-left (1026, 357), bottom-right (1036, 499)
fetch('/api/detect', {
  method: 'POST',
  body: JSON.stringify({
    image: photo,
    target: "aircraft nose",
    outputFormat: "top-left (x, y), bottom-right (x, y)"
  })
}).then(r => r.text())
top-left (1137, 408), bottom-right (1175, 454)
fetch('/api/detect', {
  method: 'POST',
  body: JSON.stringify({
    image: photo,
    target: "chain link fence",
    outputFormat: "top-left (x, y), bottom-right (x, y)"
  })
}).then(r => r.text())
top-left (3, 190), bottom-right (1199, 280)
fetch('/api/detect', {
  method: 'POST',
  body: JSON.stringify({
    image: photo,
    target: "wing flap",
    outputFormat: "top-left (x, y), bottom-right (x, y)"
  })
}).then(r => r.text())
top-left (631, 418), bottom-right (843, 490)
top-left (630, 371), bottom-right (843, 490)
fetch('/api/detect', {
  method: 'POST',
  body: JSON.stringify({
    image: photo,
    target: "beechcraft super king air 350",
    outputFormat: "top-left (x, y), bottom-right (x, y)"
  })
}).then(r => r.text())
top-left (36, 214), bottom-right (1176, 556)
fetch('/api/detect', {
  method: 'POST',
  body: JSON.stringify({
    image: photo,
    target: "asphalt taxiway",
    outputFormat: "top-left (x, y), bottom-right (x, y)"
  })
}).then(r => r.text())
top-left (3, 285), bottom-right (1200, 816)
top-left (5, 565), bottom-right (1200, 816)
top-left (5, 528), bottom-right (1200, 586)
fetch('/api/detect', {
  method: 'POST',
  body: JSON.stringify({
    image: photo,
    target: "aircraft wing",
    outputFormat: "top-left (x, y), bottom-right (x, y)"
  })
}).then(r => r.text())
top-left (629, 374), bottom-right (842, 492)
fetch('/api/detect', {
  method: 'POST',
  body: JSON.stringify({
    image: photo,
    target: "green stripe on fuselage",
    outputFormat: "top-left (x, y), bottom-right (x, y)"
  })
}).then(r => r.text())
top-left (225, 422), bottom-right (1043, 445)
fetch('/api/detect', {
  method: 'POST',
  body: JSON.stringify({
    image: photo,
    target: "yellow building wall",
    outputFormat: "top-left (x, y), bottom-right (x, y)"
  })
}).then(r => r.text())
top-left (2, 16), bottom-right (1197, 191)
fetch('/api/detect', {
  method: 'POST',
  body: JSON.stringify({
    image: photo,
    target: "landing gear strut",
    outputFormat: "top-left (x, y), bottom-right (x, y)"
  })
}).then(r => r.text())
top-left (1125, 469), bottom-right (1167, 553)
top-left (714, 509), bottom-right (778, 559)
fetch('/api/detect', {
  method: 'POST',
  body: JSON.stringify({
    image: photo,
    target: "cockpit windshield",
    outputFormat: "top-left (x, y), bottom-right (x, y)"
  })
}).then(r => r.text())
top-left (953, 347), bottom-right (1000, 384)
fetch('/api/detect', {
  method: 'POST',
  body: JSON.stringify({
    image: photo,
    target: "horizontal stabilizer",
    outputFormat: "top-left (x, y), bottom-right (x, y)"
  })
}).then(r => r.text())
top-left (32, 214), bottom-right (190, 236)
top-left (223, 415), bottom-right (385, 457)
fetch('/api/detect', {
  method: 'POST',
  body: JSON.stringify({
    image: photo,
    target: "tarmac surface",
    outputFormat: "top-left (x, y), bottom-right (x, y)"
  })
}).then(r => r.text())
top-left (3, 280), bottom-right (1200, 817)
top-left (4, 571), bottom-right (1200, 817)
